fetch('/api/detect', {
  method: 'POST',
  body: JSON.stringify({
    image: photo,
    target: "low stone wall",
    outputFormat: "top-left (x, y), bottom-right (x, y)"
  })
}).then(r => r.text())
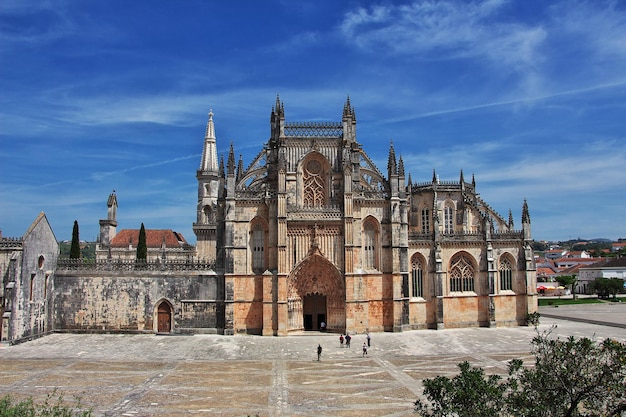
top-left (53, 269), bottom-right (224, 334)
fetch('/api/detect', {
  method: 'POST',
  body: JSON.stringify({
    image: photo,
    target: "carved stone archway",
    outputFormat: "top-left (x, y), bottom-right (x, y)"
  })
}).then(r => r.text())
top-left (287, 247), bottom-right (345, 332)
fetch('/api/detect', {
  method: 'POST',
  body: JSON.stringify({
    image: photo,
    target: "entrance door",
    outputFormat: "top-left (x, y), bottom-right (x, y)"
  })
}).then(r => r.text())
top-left (157, 302), bottom-right (171, 333)
top-left (303, 294), bottom-right (327, 331)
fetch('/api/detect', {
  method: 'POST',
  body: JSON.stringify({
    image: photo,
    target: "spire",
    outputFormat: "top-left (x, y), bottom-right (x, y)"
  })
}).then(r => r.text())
top-left (407, 173), bottom-right (413, 187)
top-left (199, 110), bottom-right (219, 172)
top-left (508, 209), bottom-right (514, 229)
top-left (227, 142), bottom-right (236, 176)
top-left (342, 95), bottom-right (355, 120)
top-left (219, 155), bottom-right (225, 178)
top-left (472, 173), bottom-right (476, 189)
top-left (236, 154), bottom-right (244, 181)
top-left (460, 169), bottom-right (465, 184)
top-left (398, 156), bottom-right (405, 177)
top-left (432, 169), bottom-right (437, 184)
top-left (522, 199), bottom-right (531, 241)
top-left (387, 141), bottom-right (397, 175)
top-left (522, 199), bottom-right (531, 224)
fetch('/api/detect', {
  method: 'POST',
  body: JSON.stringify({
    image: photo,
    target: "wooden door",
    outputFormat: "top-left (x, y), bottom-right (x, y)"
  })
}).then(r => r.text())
top-left (157, 302), bottom-right (171, 333)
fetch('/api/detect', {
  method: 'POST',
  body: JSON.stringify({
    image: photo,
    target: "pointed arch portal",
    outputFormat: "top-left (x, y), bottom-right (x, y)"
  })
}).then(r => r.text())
top-left (287, 249), bottom-right (345, 332)
top-left (157, 300), bottom-right (172, 333)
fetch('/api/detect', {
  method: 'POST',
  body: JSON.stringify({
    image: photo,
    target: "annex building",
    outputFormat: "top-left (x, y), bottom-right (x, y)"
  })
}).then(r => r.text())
top-left (1, 97), bottom-right (537, 343)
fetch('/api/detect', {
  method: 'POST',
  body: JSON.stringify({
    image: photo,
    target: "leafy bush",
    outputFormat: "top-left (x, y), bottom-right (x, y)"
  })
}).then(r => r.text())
top-left (0, 390), bottom-right (91, 417)
top-left (415, 328), bottom-right (626, 417)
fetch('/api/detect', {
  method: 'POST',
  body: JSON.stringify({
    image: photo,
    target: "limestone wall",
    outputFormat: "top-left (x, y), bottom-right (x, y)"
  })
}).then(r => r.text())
top-left (53, 271), bottom-right (222, 334)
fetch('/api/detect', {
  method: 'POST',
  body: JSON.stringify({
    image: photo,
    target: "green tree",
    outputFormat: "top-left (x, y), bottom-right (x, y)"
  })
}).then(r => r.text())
top-left (556, 274), bottom-right (578, 300)
top-left (415, 330), bottom-right (626, 417)
top-left (136, 223), bottom-right (147, 262)
top-left (70, 220), bottom-right (81, 259)
top-left (591, 277), bottom-right (625, 299)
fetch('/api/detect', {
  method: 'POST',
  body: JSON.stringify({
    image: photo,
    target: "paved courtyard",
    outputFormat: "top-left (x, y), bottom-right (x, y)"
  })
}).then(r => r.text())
top-left (1, 303), bottom-right (625, 417)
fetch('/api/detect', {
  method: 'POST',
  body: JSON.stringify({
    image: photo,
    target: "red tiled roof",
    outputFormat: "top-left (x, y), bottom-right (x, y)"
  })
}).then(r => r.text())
top-left (111, 229), bottom-right (189, 248)
top-left (537, 267), bottom-right (556, 275)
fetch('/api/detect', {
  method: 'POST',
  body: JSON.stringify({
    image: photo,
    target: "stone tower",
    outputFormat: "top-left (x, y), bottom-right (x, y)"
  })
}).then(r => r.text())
top-left (99, 191), bottom-right (118, 246)
top-left (193, 110), bottom-right (220, 260)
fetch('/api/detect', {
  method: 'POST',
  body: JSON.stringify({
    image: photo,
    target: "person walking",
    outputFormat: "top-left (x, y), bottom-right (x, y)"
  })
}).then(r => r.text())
top-left (366, 332), bottom-right (371, 347)
top-left (339, 334), bottom-right (344, 347)
top-left (317, 344), bottom-right (322, 361)
top-left (345, 334), bottom-right (351, 348)
top-left (362, 342), bottom-right (368, 357)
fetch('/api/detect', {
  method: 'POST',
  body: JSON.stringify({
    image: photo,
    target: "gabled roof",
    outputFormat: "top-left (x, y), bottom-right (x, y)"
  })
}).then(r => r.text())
top-left (537, 266), bottom-right (556, 276)
top-left (582, 257), bottom-right (626, 269)
top-left (110, 229), bottom-right (189, 248)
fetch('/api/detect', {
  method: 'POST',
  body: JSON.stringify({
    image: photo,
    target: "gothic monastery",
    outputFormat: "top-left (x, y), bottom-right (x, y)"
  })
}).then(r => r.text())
top-left (1, 97), bottom-right (537, 343)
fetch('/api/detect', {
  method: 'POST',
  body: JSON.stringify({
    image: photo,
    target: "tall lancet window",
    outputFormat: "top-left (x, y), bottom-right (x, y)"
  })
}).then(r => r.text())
top-left (499, 256), bottom-right (513, 291)
top-left (303, 159), bottom-right (326, 208)
top-left (251, 222), bottom-right (266, 272)
top-left (411, 255), bottom-right (425, 297)
top-left (449, 253), bottom-right (475, 292)
top-left (363, 217), bottom-right (379, 270)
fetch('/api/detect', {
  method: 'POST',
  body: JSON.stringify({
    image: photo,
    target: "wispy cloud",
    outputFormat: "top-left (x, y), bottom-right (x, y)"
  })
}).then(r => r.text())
top-left (339, 0), bottom-right (545, 67)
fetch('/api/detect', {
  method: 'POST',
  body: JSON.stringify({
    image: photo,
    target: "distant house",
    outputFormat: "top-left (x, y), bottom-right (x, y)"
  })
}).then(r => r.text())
top-left (94, 193), bottom-right (195, 262)
top-left (545, 249), bottom-right (567, 260)
top-left (566, 250), bottom-right (591, 258)
top-left (554, 257), bottom-right (602, 269)
top-left (612, 242), bottom-right (626, 252)
top-left (96, 228), bottom-right (194, 262)
top-left (578, 258), bottom-right (626, 294)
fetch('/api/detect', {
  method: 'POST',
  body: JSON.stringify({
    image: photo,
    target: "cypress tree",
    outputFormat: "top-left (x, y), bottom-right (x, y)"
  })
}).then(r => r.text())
top-left (136, 223), bottom-right (147, 261)
top-left (70, 220), bottom-right (81, 259)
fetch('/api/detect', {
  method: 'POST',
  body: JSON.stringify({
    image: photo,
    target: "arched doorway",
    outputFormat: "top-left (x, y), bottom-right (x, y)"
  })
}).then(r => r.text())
top-left (287, 248), bottom-right (345, 332)
top-left (303, 293), bottom-right (327, 331)
top-left (157, 301), bottom-right (172, 333)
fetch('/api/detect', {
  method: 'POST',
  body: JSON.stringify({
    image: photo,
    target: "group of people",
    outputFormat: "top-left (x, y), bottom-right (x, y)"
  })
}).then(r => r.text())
top-left (317, 332), bottom-right (372, 361)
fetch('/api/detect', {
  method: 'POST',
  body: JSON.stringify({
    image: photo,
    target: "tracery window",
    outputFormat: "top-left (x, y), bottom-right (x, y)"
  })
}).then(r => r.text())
top-left (444, 204), bottom-right (454, 233)
top-left (499, 257), bottom-right (513, 291)
top-left (449, 253), bottom-right (474, 292)
top-left (363, 218), bottom-right (378, 270)
top-left (303, 159), bottom-right (326, 208)
top-left (421, 208), bottom-right (430, 233)
top-left (411, 256), bottom-right (424, 297)
top-left (251, 223), bottom-right (266, 272)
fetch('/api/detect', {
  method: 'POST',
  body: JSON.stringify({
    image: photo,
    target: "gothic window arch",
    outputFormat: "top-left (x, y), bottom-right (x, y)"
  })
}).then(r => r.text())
top-left (411, 253), bottom-right (426, 298)
top-left (449, 252), bottom-right (475, 292)
top-left (444, 201), bottom-right (454, 234)
top-left (250, 218), bottom-right (268, 273)
top-left (301, 155), bottom-right (328, 208)
top-left (362, 216), bottom-right (379, 270)
top-left (499, 255), bottom-right (514, 292)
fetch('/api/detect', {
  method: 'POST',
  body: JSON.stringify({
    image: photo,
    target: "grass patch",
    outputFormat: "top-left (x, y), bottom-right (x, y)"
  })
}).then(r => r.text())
top-left (538, 298), bottom-right (604, 307)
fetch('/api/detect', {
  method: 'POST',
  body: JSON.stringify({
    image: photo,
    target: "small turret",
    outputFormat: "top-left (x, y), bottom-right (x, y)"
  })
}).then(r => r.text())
top-left (227, 143), bottom-right (236, 177)
top-left (342, 95), bottom-right (357, 142)
top-left (99, 191), bottom-right (118, 246)
top-left (522, 199), bottom-right (531, 240)
top-left (236, 154), bottom-right (244, 182)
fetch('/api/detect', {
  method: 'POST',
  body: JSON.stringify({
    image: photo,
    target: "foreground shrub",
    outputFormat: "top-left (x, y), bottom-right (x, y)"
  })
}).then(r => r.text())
top-left (0, 390), bottom-right (91, 417)
top-left (415, 328), bottom-right (626, 417)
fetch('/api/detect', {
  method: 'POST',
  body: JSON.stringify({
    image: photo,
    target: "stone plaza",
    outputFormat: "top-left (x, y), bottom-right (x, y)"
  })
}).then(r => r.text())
top-left (1, 304), bottom-right (625, 417)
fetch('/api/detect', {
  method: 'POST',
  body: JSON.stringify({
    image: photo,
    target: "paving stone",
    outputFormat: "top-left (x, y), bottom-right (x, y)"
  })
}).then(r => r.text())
top-left (1, 305), bottom-right (625, 416)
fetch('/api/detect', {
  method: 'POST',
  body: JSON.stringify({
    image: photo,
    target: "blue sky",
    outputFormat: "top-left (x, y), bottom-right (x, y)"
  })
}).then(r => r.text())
top-left (1, 0), bottom-right (625, 244)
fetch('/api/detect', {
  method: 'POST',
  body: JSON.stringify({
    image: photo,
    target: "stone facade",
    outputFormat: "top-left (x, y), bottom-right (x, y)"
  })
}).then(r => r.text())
top-left (1, 213), bottom-right (58, 343)
top-left (194, 97), bottom-right (537, 336)
top-left (1, 97), bottom-right (537, 343)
